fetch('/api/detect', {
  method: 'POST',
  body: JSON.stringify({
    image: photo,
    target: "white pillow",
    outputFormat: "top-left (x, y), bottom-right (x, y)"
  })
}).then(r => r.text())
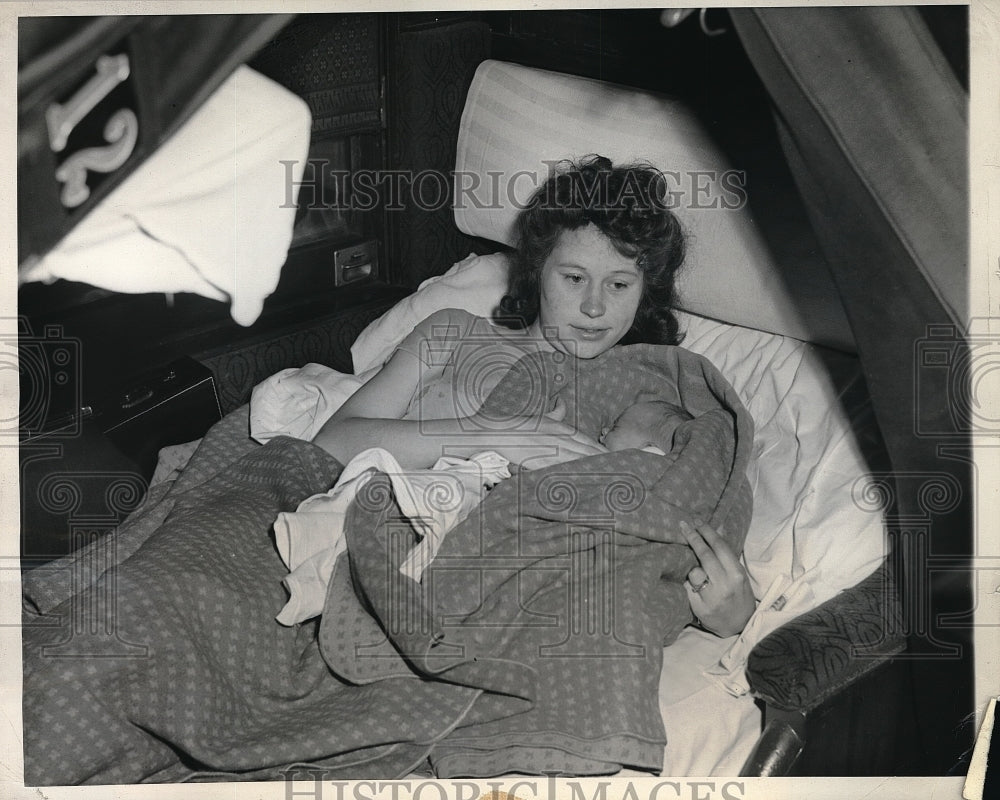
top-left (351, 251), bottom-right (510, 373)
top-left (350, 251), bottom-right (886, 640)
top-left (453, 60), bottom-right (854, 352)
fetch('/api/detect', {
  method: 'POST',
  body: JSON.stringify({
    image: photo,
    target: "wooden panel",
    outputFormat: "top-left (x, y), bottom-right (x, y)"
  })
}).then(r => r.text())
top-left (384, 17), bottom-right (491, 287)
top-left (250, 13), bottom-right (383, 137)
top-left (197, 294), bottom-right (406, 413)
top-left (18, 276), bottom-right (407, 426)
top-left (790, 660), bottom-right (921, 775)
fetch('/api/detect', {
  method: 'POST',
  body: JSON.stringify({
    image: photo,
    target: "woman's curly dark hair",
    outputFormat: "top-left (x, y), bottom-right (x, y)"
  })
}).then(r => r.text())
top-left (494, 155), bottom-right (686, 346)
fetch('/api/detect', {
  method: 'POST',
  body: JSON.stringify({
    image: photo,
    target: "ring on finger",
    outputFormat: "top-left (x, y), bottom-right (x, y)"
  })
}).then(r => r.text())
top-left (692, 576), bottom-right (710, 593)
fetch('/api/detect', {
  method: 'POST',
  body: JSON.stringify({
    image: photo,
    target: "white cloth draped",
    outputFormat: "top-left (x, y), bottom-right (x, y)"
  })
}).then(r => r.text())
top-left (21, 66), bottom-right (312, 327)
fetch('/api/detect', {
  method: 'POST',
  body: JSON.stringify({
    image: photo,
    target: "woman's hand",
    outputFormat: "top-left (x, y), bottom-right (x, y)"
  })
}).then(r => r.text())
top-left (680, 520), bottom-right (756, 638)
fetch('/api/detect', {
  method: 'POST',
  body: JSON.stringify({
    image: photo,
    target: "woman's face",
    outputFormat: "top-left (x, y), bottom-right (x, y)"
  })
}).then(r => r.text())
top-left (533, 224), bottom-right (644, 359)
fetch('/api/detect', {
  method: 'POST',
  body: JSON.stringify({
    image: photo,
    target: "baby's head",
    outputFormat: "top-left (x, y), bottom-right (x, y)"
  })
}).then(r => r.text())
top-left (600, 399), bottom-right (693, 453)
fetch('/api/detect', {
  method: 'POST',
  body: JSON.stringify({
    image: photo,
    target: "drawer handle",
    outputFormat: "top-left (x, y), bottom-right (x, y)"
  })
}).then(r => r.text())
top-left (341, 262), bottom-right (372, 282)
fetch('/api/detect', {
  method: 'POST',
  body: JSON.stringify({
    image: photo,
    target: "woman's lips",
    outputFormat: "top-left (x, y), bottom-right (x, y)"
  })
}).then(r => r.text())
top-left (572, 325), bottom-right (610, 340)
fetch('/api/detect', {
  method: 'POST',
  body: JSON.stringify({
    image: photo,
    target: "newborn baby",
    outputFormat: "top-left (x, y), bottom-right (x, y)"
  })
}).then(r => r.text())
top-left (599, 399), bottom-right (694, 455)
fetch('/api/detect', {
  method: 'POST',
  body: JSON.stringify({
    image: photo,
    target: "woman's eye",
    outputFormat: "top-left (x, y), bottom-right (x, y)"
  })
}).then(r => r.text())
top-left (610, 281), bottom-right (632, 291)
top-left (564, 273), bottom-right (585, 284)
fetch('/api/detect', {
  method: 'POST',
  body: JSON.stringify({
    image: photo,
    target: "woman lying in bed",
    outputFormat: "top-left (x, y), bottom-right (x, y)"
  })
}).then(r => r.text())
top-left (23, 155), bottom-right (756, 784)
top-left (313, 154), bottom-right (755, 638)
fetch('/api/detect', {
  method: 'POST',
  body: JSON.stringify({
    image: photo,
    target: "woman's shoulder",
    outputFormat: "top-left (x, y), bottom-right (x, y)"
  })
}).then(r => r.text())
top-left (396, 308), bottom-right (493, 364)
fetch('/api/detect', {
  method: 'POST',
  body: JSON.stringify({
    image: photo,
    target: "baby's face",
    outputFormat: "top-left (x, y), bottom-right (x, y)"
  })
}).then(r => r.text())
top-left (600, 401), bottom-right (688, 452)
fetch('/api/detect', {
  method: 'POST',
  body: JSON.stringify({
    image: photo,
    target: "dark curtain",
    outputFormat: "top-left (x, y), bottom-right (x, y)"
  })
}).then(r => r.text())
top-left (731, 6), bottom-right (973, 774)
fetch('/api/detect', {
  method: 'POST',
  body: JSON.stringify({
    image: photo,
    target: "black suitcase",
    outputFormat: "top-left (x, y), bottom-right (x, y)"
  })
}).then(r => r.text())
top-left (19, 356), bottom-right (221, 567)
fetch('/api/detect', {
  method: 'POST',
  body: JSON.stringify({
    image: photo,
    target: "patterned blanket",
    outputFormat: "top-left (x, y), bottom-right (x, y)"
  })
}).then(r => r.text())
top-left (322, 344), bottom-right (754, 776)
top-left (21, 345), bottom-right (752, 784)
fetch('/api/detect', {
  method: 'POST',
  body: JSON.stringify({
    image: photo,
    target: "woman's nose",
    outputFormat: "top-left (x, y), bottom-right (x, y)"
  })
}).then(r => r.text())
top-left (580, 291), bottom-right (605, 317)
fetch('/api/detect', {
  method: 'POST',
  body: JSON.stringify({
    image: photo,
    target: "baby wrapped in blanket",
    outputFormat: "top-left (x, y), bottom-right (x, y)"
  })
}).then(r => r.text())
top-left (391, 393), bottom-right (699, 596)
top-left (464, 343), bottom-right (754, 642)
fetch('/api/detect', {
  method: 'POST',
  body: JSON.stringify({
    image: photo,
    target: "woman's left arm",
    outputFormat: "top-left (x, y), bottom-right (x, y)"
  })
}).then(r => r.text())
top-left (680, 520), bottom-right (756, 638)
